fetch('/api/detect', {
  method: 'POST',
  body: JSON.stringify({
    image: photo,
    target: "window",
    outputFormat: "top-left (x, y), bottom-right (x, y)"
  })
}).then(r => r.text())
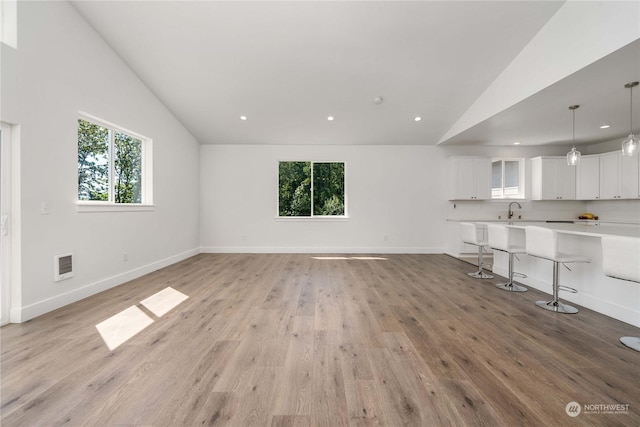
top-left (492, 158), bottom-right (524, 199)
top-left (278, 161), bottom-right (346, 217)
top-left (77, 115), bottom-right (152, 205)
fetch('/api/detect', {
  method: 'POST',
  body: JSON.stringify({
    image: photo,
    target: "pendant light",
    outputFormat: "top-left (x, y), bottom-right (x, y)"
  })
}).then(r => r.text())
top-left (566, 105), bottom-right (581, 166)
top-left (621, 81), bottom-right (639, 156)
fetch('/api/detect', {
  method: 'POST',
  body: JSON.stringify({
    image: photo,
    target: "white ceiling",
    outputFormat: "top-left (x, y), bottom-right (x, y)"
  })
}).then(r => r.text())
top-left (443, 39), bottom-right (640, 147)
top-left (70, 1), bottom-right (638, 147)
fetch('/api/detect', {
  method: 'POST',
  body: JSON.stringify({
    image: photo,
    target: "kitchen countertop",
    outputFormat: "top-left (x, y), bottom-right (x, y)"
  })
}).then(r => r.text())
top-left (477, 221), bottom-right (640, 238)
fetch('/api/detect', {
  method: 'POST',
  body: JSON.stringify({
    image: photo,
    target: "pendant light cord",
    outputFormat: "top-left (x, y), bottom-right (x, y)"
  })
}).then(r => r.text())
top-left (573, 107), bottom-right (576, 146)
top-left (630, 85), bottom-right (634, 135)
top-left (569, 105), bottom-right (579, 148)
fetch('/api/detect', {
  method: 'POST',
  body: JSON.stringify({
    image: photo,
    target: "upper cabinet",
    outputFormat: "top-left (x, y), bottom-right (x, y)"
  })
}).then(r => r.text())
top-left (531, 157), bottom-right (575, 200)
top-left (621, 152), bottom-right (640, 199)
top-left (599, 151), bottom-right (640, 199)
top-left (576, 155), bottom-right (601, 200)
top-left (453, 151), bottom-right (638, 202)
top-left (448, 157), bottom-right (491, 200)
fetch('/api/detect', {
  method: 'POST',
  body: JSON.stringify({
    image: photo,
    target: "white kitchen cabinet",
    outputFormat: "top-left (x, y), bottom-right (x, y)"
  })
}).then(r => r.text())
top-left (600, 151), bottom-right (620, 199)
top-left (576, 155), bottom-right (600, 200)
top-left (621, 152), bottom-right (640, 199)
top-left (599, 151), bottom-right (639, 199)
top-left (531, 156), bottom-right (575, 200)
top-left (448, 157), bottom-right (491, 200)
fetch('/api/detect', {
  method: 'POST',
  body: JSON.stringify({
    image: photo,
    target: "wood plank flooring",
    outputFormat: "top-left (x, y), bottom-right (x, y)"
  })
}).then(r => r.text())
top-left (1, 253), bottom-right (639, 426)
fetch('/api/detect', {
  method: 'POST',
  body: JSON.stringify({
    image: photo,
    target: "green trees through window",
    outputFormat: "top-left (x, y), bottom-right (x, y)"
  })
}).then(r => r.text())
top-left (78, 117), bottom-right (145, 204)
top-left (279, 161), bottom-right (345, 217)
top-left (78, 119), bottom-right (109, 201)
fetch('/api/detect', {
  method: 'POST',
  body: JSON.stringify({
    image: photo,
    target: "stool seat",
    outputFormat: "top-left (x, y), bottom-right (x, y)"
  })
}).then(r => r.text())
top-left (602, 235), bottom-right (640, 282)
top-left (508, 245), bottom-right (526, 254)
top-left (487, 224), bottom-right (527, 292)
top-left (460, 222), bottom-right (493, 279)
top-left (525, 226), bottom-right (590, 314)
top-left (547, 252), bottom-right (590, 264)
top-left (601, 235), bottom-right (640, 352)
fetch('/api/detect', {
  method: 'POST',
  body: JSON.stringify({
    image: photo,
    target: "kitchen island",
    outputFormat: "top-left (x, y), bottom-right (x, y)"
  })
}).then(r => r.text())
top-left (477, 221), bottom-right (640, 327)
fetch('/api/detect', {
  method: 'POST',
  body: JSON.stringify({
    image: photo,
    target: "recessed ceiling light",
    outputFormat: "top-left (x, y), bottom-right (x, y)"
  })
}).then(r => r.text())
top-left (240, 116), bottom-right (247, 121)
top-left (327, 116), bottom-right (334, 121)
top-left (600, 124), bottom-right (610, 129)
top-left (414, 116), bottom-right (422, 122)
top-left (514, 141), bottom-right (521, 145)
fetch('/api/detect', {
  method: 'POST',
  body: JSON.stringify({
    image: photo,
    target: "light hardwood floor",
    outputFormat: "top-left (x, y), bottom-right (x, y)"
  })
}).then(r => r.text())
top-left (1, 254), bottom-right (639, 426)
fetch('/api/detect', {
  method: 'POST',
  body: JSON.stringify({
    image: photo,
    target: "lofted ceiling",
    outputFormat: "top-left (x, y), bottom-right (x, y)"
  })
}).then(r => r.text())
top-left (443, 39), bottom-right (640, 147)
top-left (71, 1), bottom-right (638, 147)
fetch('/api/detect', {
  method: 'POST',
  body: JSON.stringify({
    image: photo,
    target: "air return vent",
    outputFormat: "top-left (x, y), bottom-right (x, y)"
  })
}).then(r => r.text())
top-left (54, 253), bottom-right (73, 282)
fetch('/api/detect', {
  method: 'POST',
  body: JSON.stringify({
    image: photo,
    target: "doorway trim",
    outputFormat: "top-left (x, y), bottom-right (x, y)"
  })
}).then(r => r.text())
top-left (1, 122), bottom-right (20, 324)
top-left (1, 122), bottom-right (12, 325)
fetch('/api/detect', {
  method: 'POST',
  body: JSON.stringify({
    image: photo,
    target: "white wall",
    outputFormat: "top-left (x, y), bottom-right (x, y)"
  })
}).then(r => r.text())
top-left (200, 144), bottom-right (449, 253)
top-left (200, 144), bottom-right (591, 254)
top-left (1, 1), bottom-right (200, 321)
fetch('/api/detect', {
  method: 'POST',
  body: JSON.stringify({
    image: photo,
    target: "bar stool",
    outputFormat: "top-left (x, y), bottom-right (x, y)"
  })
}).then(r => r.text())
top-left (487, 224), bottom-right (527, 292)
top-left (460, 222), bottom-right (493, 279)
top-left (525, 226), bottom-right (590, 314)
top-left (601, 235), bottom-right (640, 352)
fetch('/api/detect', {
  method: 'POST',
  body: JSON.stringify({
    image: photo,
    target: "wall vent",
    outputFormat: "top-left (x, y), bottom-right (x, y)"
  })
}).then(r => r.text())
top-left (54, 253), bottom-right (73, 282)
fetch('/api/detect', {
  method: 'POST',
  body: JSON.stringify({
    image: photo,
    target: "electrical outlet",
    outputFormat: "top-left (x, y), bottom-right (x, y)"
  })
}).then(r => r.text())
top-left (123, 253), bottom-right (128, 262)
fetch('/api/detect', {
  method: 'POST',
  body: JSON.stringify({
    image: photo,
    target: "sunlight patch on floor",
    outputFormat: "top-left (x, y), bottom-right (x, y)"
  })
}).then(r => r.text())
top-left (311, 256), bottom-right (388, 261)
top-left (95, 306), bottom-right (154, 351)
top-left (140, 286), bottom-right (189, 317)
top-left (96, 287), bottom-right (190, 351)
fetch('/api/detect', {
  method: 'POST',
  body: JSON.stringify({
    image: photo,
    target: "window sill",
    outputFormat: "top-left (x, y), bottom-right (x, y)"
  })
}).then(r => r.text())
top-left (275, 216), bottom-right (349, 222)
top-left (76, 202), bottom-right (156, 213)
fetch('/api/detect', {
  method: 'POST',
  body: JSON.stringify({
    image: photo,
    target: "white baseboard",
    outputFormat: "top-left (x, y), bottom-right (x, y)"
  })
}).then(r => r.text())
top-left (199, 246), bottom-right (445, 254)
top-left (11, 248), bottom-right (200, 323)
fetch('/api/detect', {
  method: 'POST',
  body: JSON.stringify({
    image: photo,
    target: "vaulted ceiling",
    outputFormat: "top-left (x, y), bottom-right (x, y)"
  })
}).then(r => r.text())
top-left (72, 1), bottom-right (639, 147)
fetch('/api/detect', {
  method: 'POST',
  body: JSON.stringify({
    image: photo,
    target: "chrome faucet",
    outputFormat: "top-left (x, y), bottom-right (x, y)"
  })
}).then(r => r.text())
top-left (508, 202), bottom-right (522, 219)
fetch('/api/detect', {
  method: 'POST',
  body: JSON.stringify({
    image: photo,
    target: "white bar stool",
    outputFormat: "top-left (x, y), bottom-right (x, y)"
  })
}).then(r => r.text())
top-left (601, 235), bottom-right (640, 352)
top-left (488, 224), bottom-right (527, 292)
top-left (525, 226), bottom-right (590, 314)
top-left (460, 222), bottom-right (493, 279)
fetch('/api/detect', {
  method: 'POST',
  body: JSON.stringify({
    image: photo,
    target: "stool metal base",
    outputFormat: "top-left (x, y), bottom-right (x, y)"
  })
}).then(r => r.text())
top-left (620, 336), bottom-right (640, 352)
top-left (535, 300), bottom-right (578, 314)
top-left (466, 244), bottom-right (492, 279)
top-left (496, 282), bottom-right (527, 292)
top-left (468, 271), bottom-right (493, 279)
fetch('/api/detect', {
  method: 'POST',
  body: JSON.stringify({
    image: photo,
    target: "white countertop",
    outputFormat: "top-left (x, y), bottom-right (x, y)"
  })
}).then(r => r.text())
top-left (478, 221), bottom-right (640, 238)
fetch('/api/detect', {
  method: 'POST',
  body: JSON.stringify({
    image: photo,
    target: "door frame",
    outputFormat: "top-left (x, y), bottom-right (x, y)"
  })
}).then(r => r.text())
top-left (1, 122), bottom-right (12, 325)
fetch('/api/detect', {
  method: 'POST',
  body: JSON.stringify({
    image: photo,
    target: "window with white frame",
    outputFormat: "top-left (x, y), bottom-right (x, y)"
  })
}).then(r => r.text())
top-left (278, 161), bottom-right (346, 217)
top-left (77, 115), bottom-right (152, 204)
top-left (491, 158), bottom-right (524, 199)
